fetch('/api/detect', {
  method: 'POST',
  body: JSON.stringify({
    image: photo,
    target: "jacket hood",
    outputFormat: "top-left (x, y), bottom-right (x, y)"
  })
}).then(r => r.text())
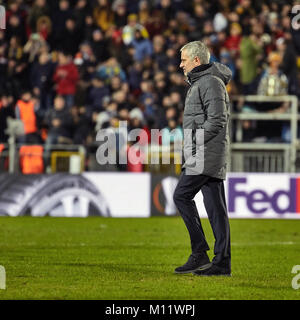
top-left (188, 62), bottom-right (232, 85)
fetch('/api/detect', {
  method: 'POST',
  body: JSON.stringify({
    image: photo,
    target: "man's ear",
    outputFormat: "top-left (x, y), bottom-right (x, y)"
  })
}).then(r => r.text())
top-left (194, 56), bottom-right (201, 65)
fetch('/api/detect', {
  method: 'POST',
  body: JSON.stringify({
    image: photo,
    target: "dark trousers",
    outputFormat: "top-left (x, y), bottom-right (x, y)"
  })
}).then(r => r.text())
top-left (173, 171), bottom-right (231, 267)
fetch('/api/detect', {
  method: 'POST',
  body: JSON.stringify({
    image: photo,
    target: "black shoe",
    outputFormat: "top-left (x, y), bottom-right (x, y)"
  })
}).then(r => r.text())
top-left (174, 253), bottom-right (211, 274)
top-left (193, 263), bottom-right (231, 276)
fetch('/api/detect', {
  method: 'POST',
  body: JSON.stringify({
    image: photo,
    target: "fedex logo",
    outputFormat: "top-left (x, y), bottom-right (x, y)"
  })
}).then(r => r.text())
top-left (228, 177), bottom-right (300, 215)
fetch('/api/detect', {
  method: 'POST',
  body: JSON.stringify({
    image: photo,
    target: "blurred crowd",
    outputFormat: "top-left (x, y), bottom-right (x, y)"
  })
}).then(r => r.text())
top-left (0, 0), bottom-right (300, 153)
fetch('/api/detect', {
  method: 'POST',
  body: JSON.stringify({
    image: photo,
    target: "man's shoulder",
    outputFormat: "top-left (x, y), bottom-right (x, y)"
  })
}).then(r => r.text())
top-left (193, 74), bottom-right (225, 90)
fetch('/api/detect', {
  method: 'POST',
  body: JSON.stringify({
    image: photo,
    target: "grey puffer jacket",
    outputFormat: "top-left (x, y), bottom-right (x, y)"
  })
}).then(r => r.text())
top-left (182, 62), bottom-right (231, 179)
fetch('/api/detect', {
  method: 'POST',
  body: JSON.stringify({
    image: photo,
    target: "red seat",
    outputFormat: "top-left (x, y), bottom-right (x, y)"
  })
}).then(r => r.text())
top-left (19, 145), bottom-right (44, 174)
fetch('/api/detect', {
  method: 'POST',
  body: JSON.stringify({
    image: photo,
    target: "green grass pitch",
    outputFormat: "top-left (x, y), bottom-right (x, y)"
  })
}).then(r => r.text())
top-left (0, 217), bottom-right (300, 300)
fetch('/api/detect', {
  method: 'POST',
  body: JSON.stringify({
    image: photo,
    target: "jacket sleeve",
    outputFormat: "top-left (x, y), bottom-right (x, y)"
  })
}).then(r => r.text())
top-left (198, 76), bottom-right (228, 143)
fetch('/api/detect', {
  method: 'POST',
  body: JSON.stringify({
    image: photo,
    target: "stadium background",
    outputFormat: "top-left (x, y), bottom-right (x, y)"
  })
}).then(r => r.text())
top-left (1, 0), bottom-right (300, 218)
top-left (0, 0), bottom-right (300, 300)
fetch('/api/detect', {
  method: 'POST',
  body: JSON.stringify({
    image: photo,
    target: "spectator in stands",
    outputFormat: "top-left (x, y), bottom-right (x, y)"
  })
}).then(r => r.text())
top-left (240, 27), bottom-right (263, 95)
top-left (0, 95), bottom-right (15, 143)
top-left (153, 70), bottom-right (168, 103)
top-left (0, 44), bottom-right (8, 95)
top-left (125, 113), bottom-right (147, 168)
top-left (256, 52), bottom-right (289, 142)
top-left (30, 51), bottom-right (55, 115)
top-left (126, 140), bottom-right (145, 172)
top-left (91, 28), bottom-right (110, 63)
top-left (235, 0), bottom-right (256, 25)
top-left (144, 9), bottom-right (165, 39)
top-left (75, 42), bottom-right (97, 82)
top-left (158, 0), bottom-right (176, 23)
top-left (139, 79), bottom-right (156, 119)
top-left (36, 15), bottom-right (52, 42)
top-left (6, 0), bottom-right (27, 25)
top-left (51, 0), bottom-right (73, 50)
top-left (44, 95), bottom-right (73, 148)
top-left (131, 29), bottom-right (153, 62)
top-left (127, 61), bottom-right (143, 93)
top-left (122, 13), bottom-right (149, 46)
top-left (257, 52), bottom-right (288, 98)
top-left (276, 37), bottom-right (299, 97)
top-left (224, 22), bottom-right (242, 57)
top-left (93, 0), bottom-right (115, 32)
top-left (161, 118), bottom-right (183, 147)
top-left (166, 47), bottom-right (179, 69)
top-left (152, 34), bottom-right (168, 71)
top-left (96, 57), bottom-right (127, 84)
top-left (93, 99), bottom-right (117, 132)
top-left (23, 33), bottom-right (46, 63)
top-left (53, 51), bottom-right (79, 108)
top-left (74, 42), bottom-right (97, 106)
top-left (27, 0), bottom-right (51, 33)
top-left (220, 47), bottom-right (236, 79)
top-left (190, 3), bottom-right (208, 40)
top-left (71, 105), bottom-right (93, 145)
top-left (137, 0), bottom-right (151, 26)
top-left (5, 58), bottom-right (22, 99)
top-left (112, 76), bottom-right (130, 98)
top-left (73, 0), bottom-right (92, 31)
top-left (112, 89), bottom-right (131, 111)
top-left (88, 75), bottom-right (110, 112)
top-left (7, 36), bottom-right (23, 63)
top-left (168, 72), bottom-right (186, 100)
top-left (112, 0), bottom-right (128, 29)
top-left (6, 14), bottom-right (27, 45)
top-left (15, 90), bottom-right (40, 143)
top-left (82, 14), bottom-right (96, 43)
top-left (61, 17), bottom-right (83, 56)
top-left (169, 90), bottom-right (184, 110)
top-left (105, 24), bottom-right (125, 60)
top-left (0, 29), bottom-right (5, 47)
top-left (126, 108), bottom-right (150, 172)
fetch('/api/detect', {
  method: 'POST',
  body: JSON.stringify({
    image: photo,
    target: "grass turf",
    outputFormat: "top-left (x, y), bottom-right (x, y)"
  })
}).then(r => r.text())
top-left (0, 217), bottom-right (299, 300)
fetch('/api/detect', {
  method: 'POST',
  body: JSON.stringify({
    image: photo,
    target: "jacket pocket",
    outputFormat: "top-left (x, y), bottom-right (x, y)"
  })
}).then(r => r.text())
top-left (194, 113), bottom-right (205, 127)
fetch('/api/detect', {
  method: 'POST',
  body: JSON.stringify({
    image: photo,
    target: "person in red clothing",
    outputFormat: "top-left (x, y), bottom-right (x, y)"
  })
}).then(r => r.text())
top-left (53, 51), bottom-right (79, 108)
top-left (224, 22), bottom-right (242, 57)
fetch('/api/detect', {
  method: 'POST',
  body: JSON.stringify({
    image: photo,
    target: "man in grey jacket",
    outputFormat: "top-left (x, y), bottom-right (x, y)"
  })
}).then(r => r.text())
top-left (173, 41), bottom-right (231, 276)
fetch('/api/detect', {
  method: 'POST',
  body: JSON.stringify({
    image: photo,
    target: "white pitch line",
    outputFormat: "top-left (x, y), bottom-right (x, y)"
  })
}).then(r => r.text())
top-left (231, 241), bottom-right (297, 246)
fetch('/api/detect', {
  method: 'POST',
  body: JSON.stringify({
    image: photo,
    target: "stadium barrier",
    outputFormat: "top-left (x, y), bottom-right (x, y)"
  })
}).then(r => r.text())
top-left (230, 95), bottom-right (299, 172)
top-left (229, 143), bottom-right (291, 172)
top-left (0, 172), bottom-right (300, 219)
top-left (0, 143), bottom-right (86, 174)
